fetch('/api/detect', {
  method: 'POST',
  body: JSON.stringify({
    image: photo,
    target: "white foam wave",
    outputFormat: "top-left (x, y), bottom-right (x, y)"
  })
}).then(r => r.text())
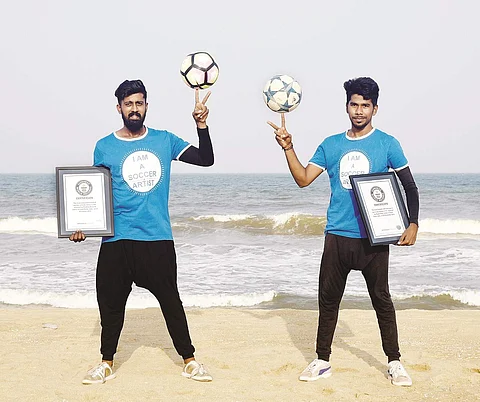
top-left (0, 289), bottom-right (277, 309)
top-left (193, 214), bottom-right (479, 237)
top-left (194, 212), bottom-right (318, 225)
top-left (0, 289), bottom-right (98, 308)
top-left (269, 212), bottom-right (307, 226)
top-left (194, 214), bottom-right (253, 222)
top-left (17, 214), bottom-right (479, 237)
top-left (1, 287), bottom-right (479, 308)
top-left (449, 290), bottom-right (480, 306)
top-left (392, 289), bottom-right (480, 306)
top-left (182, 291), bottom-right (277, 308)
top-left (419, 218), bottom-right (480, 235)
top-left (0, 217), bottom-right (57, 236)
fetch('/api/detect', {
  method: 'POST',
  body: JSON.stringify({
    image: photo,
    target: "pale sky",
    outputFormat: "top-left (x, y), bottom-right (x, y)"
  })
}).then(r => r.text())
top-left (1, 0), bottom-right (478, 174)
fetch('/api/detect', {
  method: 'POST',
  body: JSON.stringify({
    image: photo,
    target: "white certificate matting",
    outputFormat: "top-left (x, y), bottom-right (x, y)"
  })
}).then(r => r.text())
top-left (63, 173), bottom-right (107, 231)
top-left (357, 178), bottom-right (406, 238)
top-left (55, 166), bottom-right (114, 238)
top-left (350, 172), bottom-right (410, 246)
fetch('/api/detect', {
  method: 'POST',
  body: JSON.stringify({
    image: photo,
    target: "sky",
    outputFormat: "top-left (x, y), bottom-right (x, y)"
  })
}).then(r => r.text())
top-left (1, 0), bottom-right (479, 174)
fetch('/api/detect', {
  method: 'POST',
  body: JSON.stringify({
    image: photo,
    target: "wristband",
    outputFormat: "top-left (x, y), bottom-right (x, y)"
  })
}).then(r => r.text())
top-left (283, 144), bottom-right (293, 151)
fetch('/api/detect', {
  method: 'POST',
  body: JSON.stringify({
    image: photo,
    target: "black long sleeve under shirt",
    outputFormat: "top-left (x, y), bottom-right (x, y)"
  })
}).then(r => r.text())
top-left (178, 127), bottom-right (214, 167)
top-left (396, 166), bottom-right (419, 226)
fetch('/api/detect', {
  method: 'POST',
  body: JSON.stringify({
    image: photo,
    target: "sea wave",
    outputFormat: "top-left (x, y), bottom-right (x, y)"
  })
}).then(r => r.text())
top-left (343, 287), bottom-right (480, 307)
top-left (191, 213), bottom-right (327, 235)
top-left (0, 217), bottom-right (57, 236)
top-left (419, 218), bottom-right (480, 235)
top-left (185, 215), bottom-right (480, 237)
top-left (1, 216), bottom-right (480, 237)
top-left (448, 289), bottom-right (480, 306)
top-left (0, 214), bottom-right (326, 236)
top-left (1, 287), bottom-right (479, 309)
top-left (267, 290), bottom-right (480, 310)
top-left (392, 289), bottom-right (480, 308)
top-left (0, 289), bottom-right (277, 309)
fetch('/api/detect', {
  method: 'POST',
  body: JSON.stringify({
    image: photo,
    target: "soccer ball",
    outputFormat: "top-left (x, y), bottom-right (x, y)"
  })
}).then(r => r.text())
top-left (180, 51), bottom-right (219, 89)
top-left (263, 74), bottom-right (302, 113)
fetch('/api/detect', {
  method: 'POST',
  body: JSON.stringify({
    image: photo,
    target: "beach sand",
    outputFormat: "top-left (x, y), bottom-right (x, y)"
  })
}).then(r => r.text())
top-left (1, 307), bottom-right (479, 401)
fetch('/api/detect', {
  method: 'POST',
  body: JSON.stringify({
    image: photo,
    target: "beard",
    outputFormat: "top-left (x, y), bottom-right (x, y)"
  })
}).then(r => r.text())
top-left (122, 111), bottom-right (146, 132)
top-left (350, 116), bottom-right (370, 131)
top-left (352, 121), bottom-right (367, 131)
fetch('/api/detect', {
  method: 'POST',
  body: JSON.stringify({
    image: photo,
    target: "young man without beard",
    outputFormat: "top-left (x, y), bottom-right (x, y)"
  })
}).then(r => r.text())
top-left (70, 79), bottom-right (214, 384)
top-left (267, 77), bottom-right (419, 387)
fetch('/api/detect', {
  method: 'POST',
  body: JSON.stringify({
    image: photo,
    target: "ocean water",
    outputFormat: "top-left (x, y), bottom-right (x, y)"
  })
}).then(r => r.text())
top-left (0, 173), bottom-right (479, 310)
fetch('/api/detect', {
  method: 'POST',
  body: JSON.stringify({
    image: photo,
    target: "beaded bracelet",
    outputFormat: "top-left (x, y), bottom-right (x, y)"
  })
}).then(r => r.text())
top-left (283, 144), bottom-right (294, 151)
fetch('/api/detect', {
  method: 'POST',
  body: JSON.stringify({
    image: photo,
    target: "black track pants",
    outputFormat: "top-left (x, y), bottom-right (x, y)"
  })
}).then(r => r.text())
top-left (315, 234), bottom-right (400, 362)
top-left (95, 240), bottom-right (195, 361)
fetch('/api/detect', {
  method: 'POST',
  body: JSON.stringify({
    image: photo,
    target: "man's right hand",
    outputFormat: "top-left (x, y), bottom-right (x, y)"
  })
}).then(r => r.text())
top-left (267, 113), bottom-right (323, 188)
top-left (69, 230), bottom-right (86, 242)
top-left (267, 113), bottom-right (292, 150)
top-left (192, 88), bottom-right (211, 129)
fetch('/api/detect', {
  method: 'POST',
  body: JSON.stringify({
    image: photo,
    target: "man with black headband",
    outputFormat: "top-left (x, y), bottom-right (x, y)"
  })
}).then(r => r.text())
top-left (70, 79), bottom-right (214, 384)
top-left (268, 77), bottom-right (419, 387)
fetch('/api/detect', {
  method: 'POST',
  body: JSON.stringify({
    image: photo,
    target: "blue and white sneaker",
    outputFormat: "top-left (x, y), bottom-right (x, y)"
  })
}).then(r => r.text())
top-left (388, 360), bottom-right (412, 386)
top-left (299, 359), bottom-right (332, 381)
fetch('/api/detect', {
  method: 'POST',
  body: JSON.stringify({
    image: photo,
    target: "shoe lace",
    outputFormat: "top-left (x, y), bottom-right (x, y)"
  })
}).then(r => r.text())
top-left (194, 363), bottom-right (210, 376)
top-left (390, 362), bottom-right (407, 378)
top-left (185, 361), bottom-right (206, 377)
top-left (306, 360), bottom-right (320, 373)
top-left (89, 364), bottom-right (107, 379)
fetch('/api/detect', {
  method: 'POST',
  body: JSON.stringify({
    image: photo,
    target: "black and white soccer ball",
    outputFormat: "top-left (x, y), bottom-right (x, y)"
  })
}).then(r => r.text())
top-left (263, 74), bottom-right (302, 113)
top-left (180, 51), bottom-right (219, 89)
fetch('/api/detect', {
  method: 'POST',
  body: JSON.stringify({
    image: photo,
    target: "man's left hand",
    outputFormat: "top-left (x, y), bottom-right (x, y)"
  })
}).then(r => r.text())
top-left (396, 223), bottom-right (418, 246)
top-left (192, 88), bottom-right (211, 128)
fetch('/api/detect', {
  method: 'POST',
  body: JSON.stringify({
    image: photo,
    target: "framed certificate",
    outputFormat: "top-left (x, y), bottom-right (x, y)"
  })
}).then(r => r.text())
top-left (56, 166), bottom-right (114, 238)
top-left (349, 172), bottom-right (409, 246)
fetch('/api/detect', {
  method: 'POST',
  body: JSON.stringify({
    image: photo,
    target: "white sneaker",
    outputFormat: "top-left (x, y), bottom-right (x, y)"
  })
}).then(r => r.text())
top-left (82, 362), bottom-right (116, 385)
top-left (387, 360), bottom-right (412, 386)
top-left (299, 359), bottom-right (332, 381)
top-left (182, 360), bottom-right (213, 382)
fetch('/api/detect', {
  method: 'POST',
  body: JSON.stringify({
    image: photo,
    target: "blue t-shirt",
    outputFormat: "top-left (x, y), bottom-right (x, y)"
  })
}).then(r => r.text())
top-left (94, 127), bottom-right (190, 242)
top-left (308, 128), bottom-right (408, 238)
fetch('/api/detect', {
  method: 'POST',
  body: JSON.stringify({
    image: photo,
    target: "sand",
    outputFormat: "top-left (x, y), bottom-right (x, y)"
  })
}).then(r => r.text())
top-left (1, 307), bottom-right (479, 401)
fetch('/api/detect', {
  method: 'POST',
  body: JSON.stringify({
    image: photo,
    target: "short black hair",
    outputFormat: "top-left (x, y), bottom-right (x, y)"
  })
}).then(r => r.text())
top-left (115, 79), bottom-right (147, 104)
top-left (343, 77), bottom-right (379, 106)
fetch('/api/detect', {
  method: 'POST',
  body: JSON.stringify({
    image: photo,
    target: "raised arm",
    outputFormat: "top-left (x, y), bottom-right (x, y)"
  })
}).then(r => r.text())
top-left (267, 113), bottom-right (323, 187)
top-left (179, 89), bottom-right (214, 166)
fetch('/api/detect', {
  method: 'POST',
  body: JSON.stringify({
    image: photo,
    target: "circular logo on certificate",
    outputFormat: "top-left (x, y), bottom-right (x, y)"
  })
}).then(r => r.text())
top-left (75, 180), bottom-right (93, 196)
top-left (370, 186), bottom-right (385, 202)
top-left (122, 150), bottom-right (162, 193)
